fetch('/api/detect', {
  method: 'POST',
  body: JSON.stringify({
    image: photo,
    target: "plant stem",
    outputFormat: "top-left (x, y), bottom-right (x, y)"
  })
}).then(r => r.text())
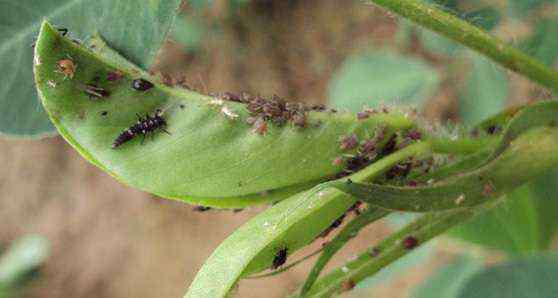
top-left (300, 202), bottom-right (496, 297)
top-left (367, 0), bottom-right (558, 92)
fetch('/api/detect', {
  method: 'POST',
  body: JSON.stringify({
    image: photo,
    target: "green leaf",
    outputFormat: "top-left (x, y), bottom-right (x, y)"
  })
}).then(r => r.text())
top-left (328, 53), bottom-right (439, 111)
top-left (509, 0), bottom-right (558, 16)
top-left (171, 16), bottom-right (207, 52)
top-left (412, 256), bottom-right (483, 298)
top-left (451, 185), bottom-right (541, 253)
top-left (531, 169), bottom-right (558, 248)
top-left (522, 17), bottom-right (558, 67)
top-left (186, 187), bottom-right (357, 298)
top-left (452, 170), bottom-right (558, 253)
top-left (186, 143), bottom-right (429, 298)
top-left (459, 53), bottom-right (508, 125)
top-left (34, 21), bottom-right (415, 207)
top-left (417, 27), bottom-right (459, 56)
top-left (0, 0), bottom-right (181, 137)
top-left (457, 253), bottom-right (558, 298)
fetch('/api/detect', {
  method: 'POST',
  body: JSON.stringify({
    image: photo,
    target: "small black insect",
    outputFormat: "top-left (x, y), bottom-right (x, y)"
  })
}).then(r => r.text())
top-left (193, 206), bottom-right (211, 212)
top-left (100, 111), bottom-right (108, 117)
top-left (112, 110), bottom-right (170, 149)
top-left (132, 78), bottom-right (154, 91)
top-left (271, 248), bottom-right (288, 269)
top-left (58, 28), bottom-right (68, 36)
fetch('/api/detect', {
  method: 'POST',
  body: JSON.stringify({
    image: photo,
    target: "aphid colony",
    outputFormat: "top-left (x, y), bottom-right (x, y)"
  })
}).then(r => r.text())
top-left (211, 91), bottom-right (333, 135)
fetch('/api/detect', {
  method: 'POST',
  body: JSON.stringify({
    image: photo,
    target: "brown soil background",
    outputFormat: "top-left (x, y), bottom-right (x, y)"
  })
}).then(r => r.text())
top-left (1, 0), bottom-right (548, 297)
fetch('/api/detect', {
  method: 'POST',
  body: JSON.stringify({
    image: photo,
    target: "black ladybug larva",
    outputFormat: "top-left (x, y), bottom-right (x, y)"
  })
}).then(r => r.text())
top-left (112, 110), bottom-right (170, 149)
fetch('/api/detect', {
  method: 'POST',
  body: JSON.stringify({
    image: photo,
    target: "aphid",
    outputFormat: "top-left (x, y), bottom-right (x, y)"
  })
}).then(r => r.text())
top-left (271, 248), bottom-right (288, 269)
top-left (112, 110), bottom-right (170, 149)
top-left (357, 111), bottom-right (370, 120)
top-left (220, 91), bottom-right (243, 103)
top-left (483, 182), bottom-right (494, 197)
top-left (132, 78), bottom-right (154, 91)
top-left (340, 134), bottom-right (359, 151)
top-left (407, 130), bottom-right (422, 140)
top-left (292, 113), bottom-right (307, 128)
top-left (332, 156), bottom-right (344, 166)
top-left (344, 155), bottom-right (371, 173)
top-left (486, 125), bottom-right (501, 135)
top-left (100, 111), bottom-right (108, 117)
top-left (369, 247), bottom-right (381, 257)
top-left (359, 139), bottom-right (377, 156)
top-left (84, 84), bottom-right (110, 100)
top-left (386, 162), bottom-right (412, 180)
top-left (310, 104), bottom-right (327, 111)
top-left (403, 236), bottom-right (419, 249)
top-left (179, 104), bottom-right (185, 109)
top-left (193, 206), bottom-right (211, 212)
top-left (348, 201), bottom-right (363, 216)
top-left (57, 58), bottom-right (76, 79)
top-left (107, 70), bottom-right (124, 82)
top-left (252, 118), bottom-right (268, 135)
top-left (320, 214), bottom-right (346, 238)
top-left (341, 279), bottom-right (356, 292)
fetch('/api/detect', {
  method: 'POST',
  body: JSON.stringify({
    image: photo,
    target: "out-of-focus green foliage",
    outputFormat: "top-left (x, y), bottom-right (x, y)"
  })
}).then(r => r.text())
top-left (412, 256), bottom-right (483, 298)
top-left (0, 0), bottom-right (181, 137)
top-left (328, 52), bottom-right (439, 110)
top-left (0, 235), bottom-right (50, 297)
top-left (458, 253), bottom-right (558, 298)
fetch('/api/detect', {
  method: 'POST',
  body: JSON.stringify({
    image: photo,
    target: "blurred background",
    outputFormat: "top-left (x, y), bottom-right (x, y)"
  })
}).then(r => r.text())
top-left (1, 0), bottom-right (558, 297)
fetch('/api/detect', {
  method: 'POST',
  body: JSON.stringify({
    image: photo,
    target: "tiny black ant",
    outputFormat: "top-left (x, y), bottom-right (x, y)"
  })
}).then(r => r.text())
top-left (132, 78), bottom-right (154, 91)
top-left (112, 110), bottom-right (170, 149)
top-left (271, 248), bottom-right (288, 269)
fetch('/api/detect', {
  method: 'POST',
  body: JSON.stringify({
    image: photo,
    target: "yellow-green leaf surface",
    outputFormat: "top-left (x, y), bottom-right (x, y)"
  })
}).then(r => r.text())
top-left (33, 21), bottom-right (415, 207)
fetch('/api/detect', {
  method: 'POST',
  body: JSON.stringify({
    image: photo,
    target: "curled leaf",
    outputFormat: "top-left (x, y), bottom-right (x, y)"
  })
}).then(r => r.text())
top-left (34, 21), bottom-right (414, 207)
top-left (331, 102), bottom-right (558, 212)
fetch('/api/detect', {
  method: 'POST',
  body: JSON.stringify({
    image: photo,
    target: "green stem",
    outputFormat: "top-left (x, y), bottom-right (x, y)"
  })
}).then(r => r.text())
top-left (367, 0), bottom-right (558, 92)
top-left (300, 202), bottom-right (497, 297)
top-left (300, 208), bottom-right (389, 295)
